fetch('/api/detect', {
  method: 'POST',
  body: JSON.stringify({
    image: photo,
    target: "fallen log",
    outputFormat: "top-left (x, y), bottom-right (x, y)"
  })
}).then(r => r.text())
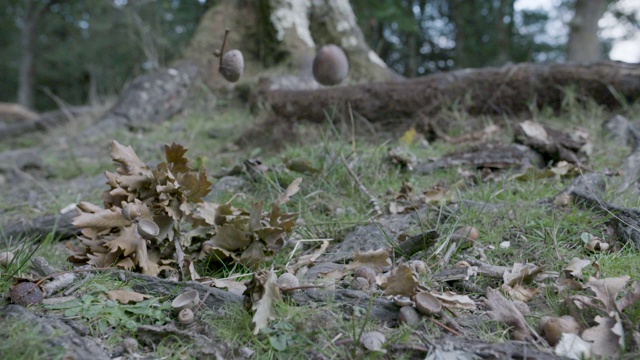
top-left (0, 106), bottom-right (97, 141)
top-left (2, 211), bottom-right (78, 244)
top-left (261, 61), bottom-right (640, 123)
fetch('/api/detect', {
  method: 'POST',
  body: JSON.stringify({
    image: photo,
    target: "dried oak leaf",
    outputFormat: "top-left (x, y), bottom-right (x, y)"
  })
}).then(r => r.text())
top-left (73, 207), bottom-right (130, 231)
top-left (616, 281), bottom-right (640, 312)
top-left (585, 275), bottom-right (629, 312)
top-left (554, 333), bottom-right (592, 359)
top-left (164, 143), bottom-right (190, 174)
top-left (248, 202), bottom-right (264, 232)
top-left (563, 257), bottom-right (591, 280)
top-left (247, 270), bottom-right (282, 335)
top-left (501, 262), bottom-right (543, 302)
top-left (276, 177), bottom-right (302, 206)
top-left (432, 291), bottom-right (477, 311)
top-left (210, 278), bottom-right (247, 296)
top-left (86, 248), bottom-right (120, 268)
top-left (211, 223), bottom-right (252, 251)
top-left (383, 264), bottom-right (418, 297)
top-left (238, 242), bottom-right (266, 268)
top-left (179, 168), bottom-right (212, 203)
top-left (347, 248), bottom-right (390, 272)
top-left (484, 287), bottom-right (530, 341)
top-left (105, 225), bottom-right (141, 257)
top-left (582, 312), bottom-right (624, 358)
top-left (194, 202), bottom-right (219, 226)
top-left (111, 140), bottom-right (153, 177)
top-left (107, 289), bottom-right (150, 304)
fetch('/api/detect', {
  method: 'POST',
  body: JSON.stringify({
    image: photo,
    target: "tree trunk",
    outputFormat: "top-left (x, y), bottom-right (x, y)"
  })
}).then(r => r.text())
top-left (567, 0), bottom-right (606, 62)
top-left (261, 61), bottom-right (640, 124)
top-left (18, 0), bottom-right (48, 109)
top-left (183, 0), bottom-right (401, 90)
top-left (496, 0), bottom-right (514, 65)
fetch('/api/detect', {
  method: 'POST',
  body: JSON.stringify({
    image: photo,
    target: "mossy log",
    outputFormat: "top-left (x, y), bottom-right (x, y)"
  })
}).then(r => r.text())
top-left (262, 61), bottom-right (640, 123)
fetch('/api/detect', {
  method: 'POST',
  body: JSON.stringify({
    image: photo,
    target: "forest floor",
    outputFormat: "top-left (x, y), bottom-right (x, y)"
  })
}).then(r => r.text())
top-left (1, 90), bottom-right (640, 359)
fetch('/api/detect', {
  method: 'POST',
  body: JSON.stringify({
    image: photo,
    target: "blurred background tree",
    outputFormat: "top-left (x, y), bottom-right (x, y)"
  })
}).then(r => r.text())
top-left (1, 0), bottom-right (209, 110)
top-left (0, 0), bottom-right (637, 111)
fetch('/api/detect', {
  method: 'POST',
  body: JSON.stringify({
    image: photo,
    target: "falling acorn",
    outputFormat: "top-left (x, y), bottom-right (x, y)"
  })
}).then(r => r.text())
top-left (312, 44), bottom-right (349, 86)
top-left (217, 29), bottom-right (244, 83)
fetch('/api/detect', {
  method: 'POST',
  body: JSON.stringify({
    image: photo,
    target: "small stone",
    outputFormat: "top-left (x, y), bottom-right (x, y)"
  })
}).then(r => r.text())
top-left (277, 273), bottom-right (300, 292)
top-left (10, 281), bottom-right (44, 306)
top-left (123, 337), bottom-right (139, 354)
top-left (351, 277), bottom-right (370, 291)
top-left (361, 331), bottom-right (386, 352)
top-left (398, 306), bottom-right (420, 326)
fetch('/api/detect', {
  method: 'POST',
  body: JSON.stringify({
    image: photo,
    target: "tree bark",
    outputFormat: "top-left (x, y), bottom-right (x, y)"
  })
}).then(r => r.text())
top-left (567, 0), bottom-right (607, 62)
top-left (17, 0), bottom-right (49, 109)
top-left (261, 61), bottom-right (640, 124)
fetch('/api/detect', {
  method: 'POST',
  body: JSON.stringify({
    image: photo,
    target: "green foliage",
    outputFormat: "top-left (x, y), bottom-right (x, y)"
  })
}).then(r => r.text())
top-left (351, 0), bottom-right (559, 75)
top-left (0, 0), bottom-right (208, 110)
top-left (44, 292), bottom-right (171, 335)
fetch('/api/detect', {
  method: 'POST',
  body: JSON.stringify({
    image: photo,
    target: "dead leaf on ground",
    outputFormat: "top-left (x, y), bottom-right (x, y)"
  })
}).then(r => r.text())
top-left (276, 177), bottom-right (302, 206)
top-left (585, 276), bottom-right (630, 312)
top-left (501, 263), bottom-right (543, 302)
top-left (382, 264), bottom-right (418, 297)
top-left (518, 120), bottom-right (549, 143)
top-left (107, 289), bottom-right (150, 304)
top-left (484, 287), bottom-right (531, 341)
top-left (388, 146), bottom-right (418, 170)
top-left (616, 281), bottom-right (640, 312)
top-left (421, 185), bottom-right (455, 205)
top-left (347, 248), bottom-right (390, 272)
top-left (539, 315), bottom-right (580, 346)
top-left (432, 291), bottom-right (477, 311)
top-left (582, 312), bottom-right (624, 358)
top-left (210, 278), bottom-right (247, 296)
top-left (245, 270), bottom-right (282, 335)
top-left (554, 333), bottom-right (592, 359)
top-left (563, 257), bottom-right (591, 280)
top-left (585, 237), bottom-right (610, 252)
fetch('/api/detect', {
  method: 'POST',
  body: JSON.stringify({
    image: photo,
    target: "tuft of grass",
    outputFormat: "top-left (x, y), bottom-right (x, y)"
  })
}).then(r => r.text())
top-left (0, 319), bottom-right (66, 360)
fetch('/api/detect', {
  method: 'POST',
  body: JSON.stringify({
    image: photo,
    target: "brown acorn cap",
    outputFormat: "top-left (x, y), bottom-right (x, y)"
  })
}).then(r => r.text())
top-left (312, 44), bottom-right (349, 86)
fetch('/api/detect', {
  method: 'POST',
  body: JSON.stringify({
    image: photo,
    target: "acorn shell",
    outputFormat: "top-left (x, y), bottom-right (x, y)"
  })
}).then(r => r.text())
top-left (312, 44), bottom-right (349, 86)
top-left (220, 49), bottom-right (244, 83)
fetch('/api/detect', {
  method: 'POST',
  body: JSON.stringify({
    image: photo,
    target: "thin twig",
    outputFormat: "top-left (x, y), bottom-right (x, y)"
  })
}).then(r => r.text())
top-left (430, 317), bottom-right (462, 336)
top-left (280, 284), bottom-right (326, 293)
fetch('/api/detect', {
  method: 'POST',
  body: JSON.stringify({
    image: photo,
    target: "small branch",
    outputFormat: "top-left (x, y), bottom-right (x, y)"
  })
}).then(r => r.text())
top-left (430, 317), bottom-right (462, 336)
top-left (280, 284), bottom-right (326, 293)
